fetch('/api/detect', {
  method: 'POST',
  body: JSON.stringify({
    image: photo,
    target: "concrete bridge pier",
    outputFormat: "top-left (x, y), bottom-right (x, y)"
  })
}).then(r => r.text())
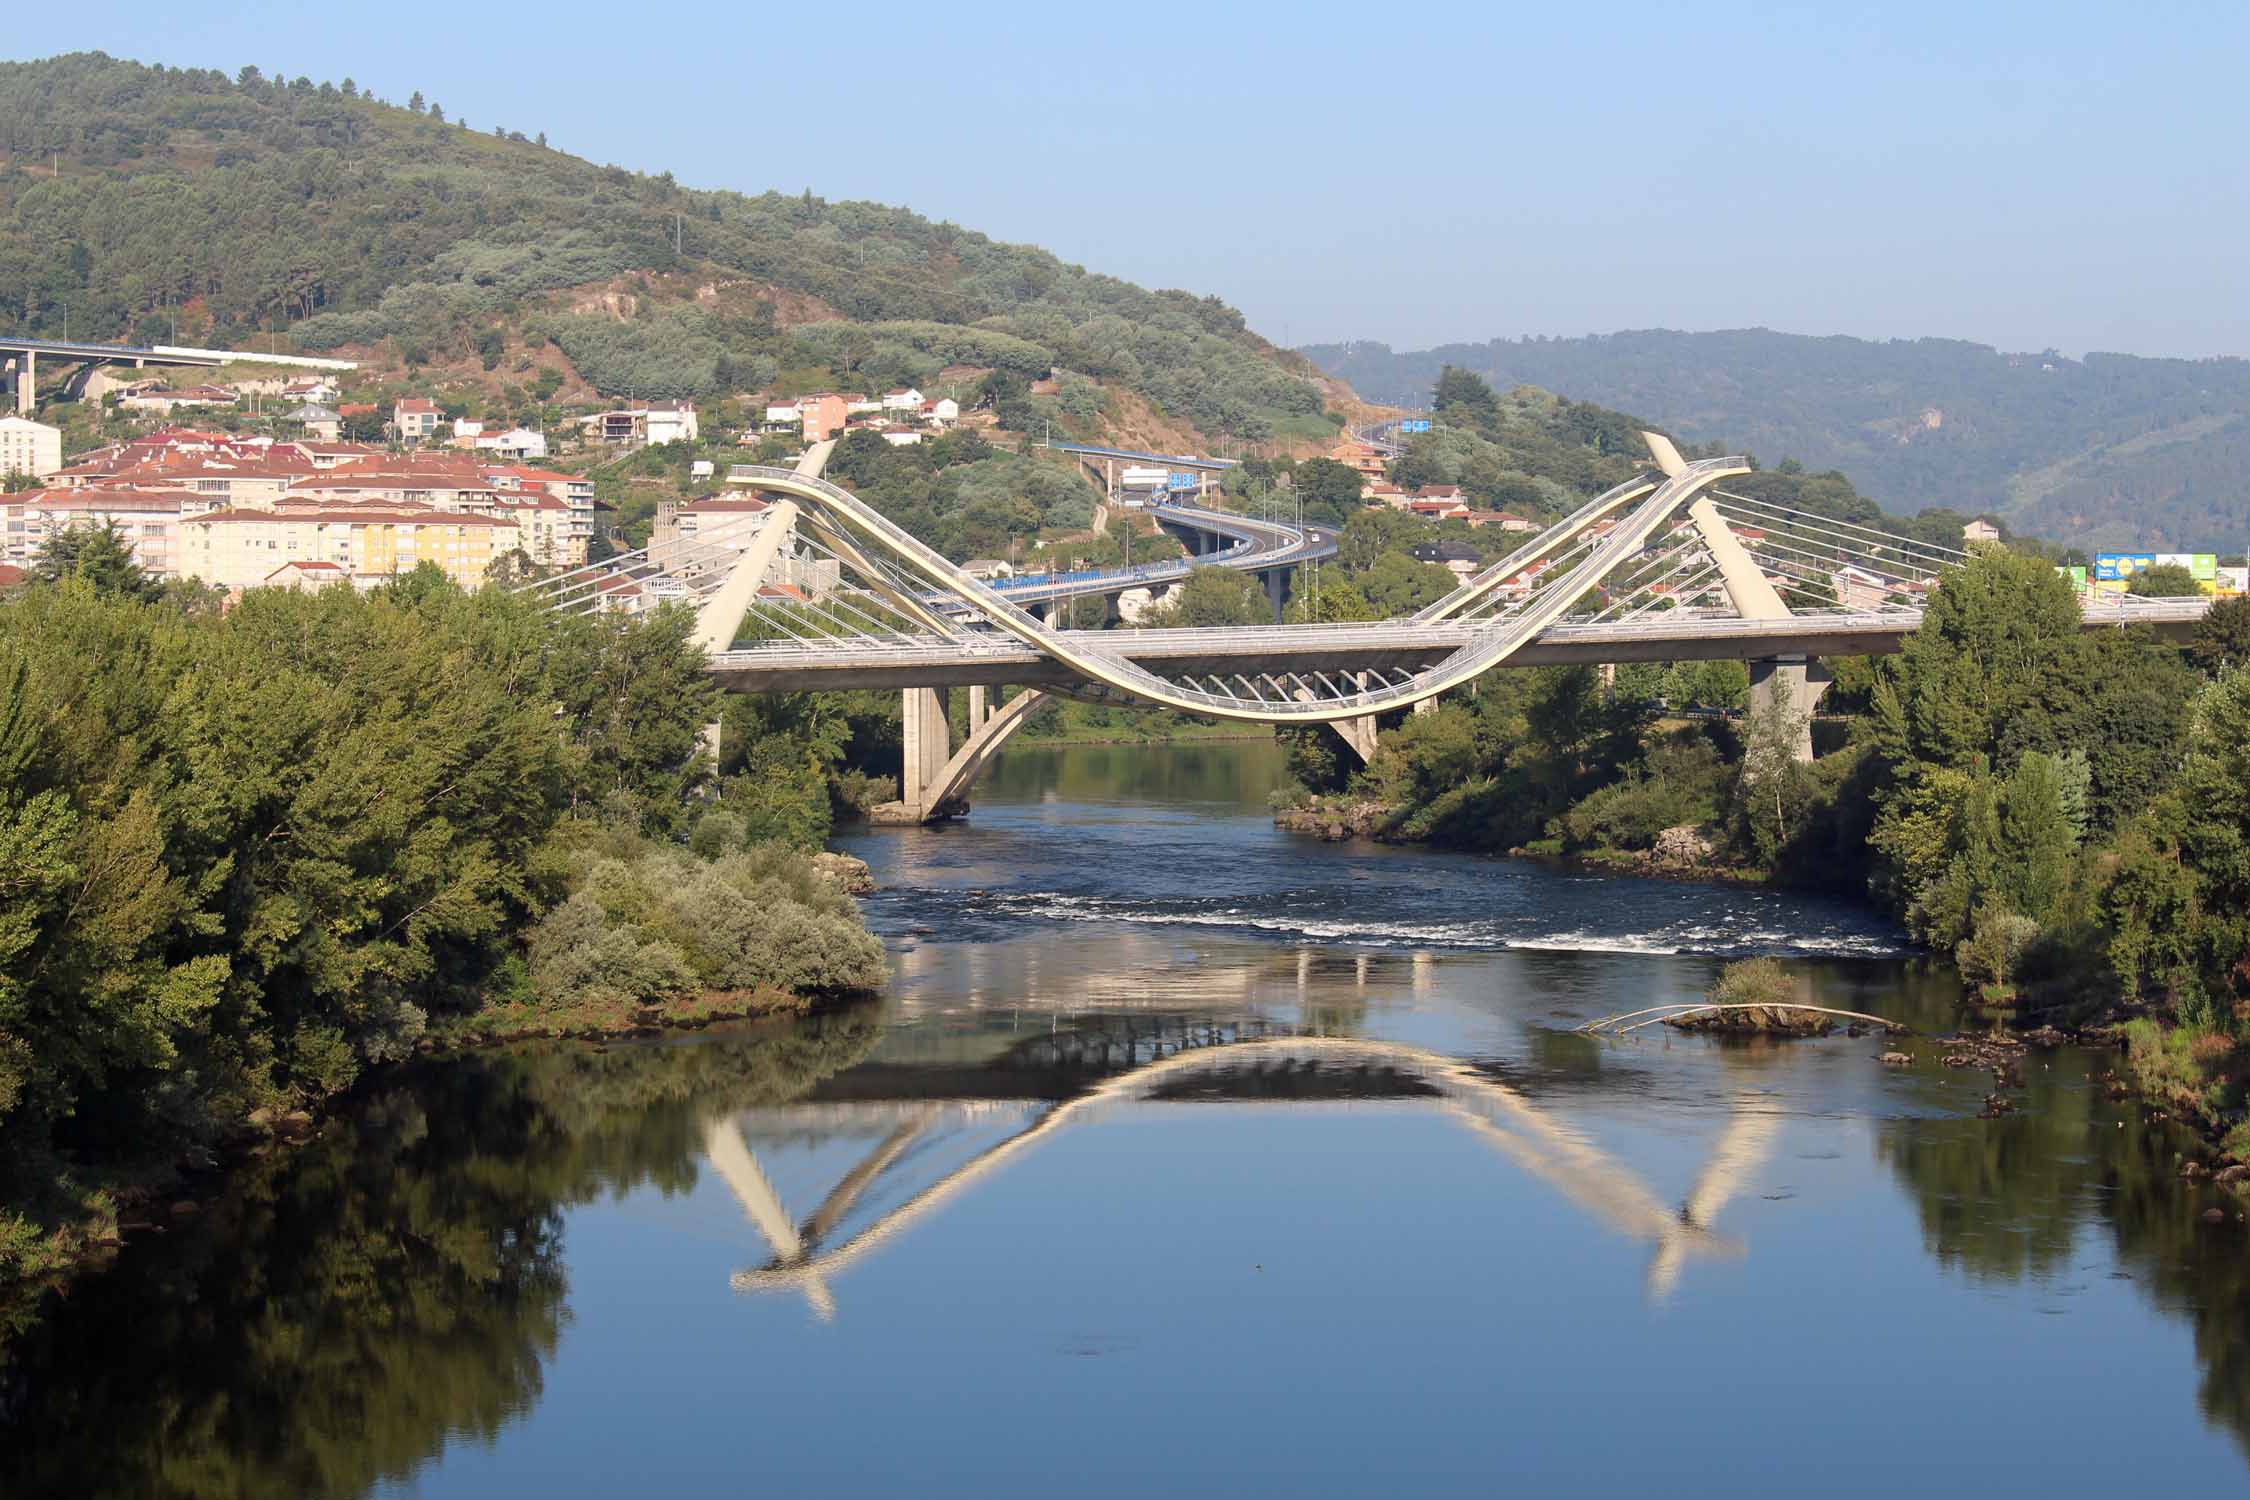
top-left (871, 686), bottom-right (964, 824)
top-left (6, 350), bottom-right (32, 415)
top-left (1262, 567), bottom-right (1290, 623)
top-left (1331, 671), bottom-right (1379, 764)
top-left (1748, 655), bottom-right (1831, 764)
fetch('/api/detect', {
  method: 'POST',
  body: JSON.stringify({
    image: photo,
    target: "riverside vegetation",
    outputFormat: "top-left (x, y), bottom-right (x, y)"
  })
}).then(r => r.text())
top-left (1280, 546), bottom-right (2250, 1160)
top-left (0, 538), bottom-right (891, 1320)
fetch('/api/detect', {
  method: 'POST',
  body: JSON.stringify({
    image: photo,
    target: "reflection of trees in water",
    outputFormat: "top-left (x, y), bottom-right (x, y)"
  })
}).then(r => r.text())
top-left (0, 1009), bottom-right (880, 1499)
top-left (1876, 1055), bottom-right (2250, 1462)
top-left (986, 741), bottom-right (1286, 806)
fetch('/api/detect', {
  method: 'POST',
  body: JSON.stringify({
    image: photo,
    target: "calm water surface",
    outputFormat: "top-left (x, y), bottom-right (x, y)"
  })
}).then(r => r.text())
top-left (5, 742), bottom-right (2247, 1497)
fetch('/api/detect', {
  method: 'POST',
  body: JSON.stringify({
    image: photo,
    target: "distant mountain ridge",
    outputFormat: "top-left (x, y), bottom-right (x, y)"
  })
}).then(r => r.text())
top-left (1302, 328), bottom-right (2250, 549)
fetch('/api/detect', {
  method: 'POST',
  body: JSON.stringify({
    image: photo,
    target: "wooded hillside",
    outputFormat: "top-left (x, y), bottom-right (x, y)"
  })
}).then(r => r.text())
top-left (1306, 328), bottom-right (2250, 548)
top-left (0, 53), bottom-right (1332, 443)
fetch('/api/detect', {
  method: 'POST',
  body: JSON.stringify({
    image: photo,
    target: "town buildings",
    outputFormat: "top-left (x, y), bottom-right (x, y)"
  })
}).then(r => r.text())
top-left (13, 431), bottom-right (608, 589)
top-left (179, 507), bottom-right (515, 592)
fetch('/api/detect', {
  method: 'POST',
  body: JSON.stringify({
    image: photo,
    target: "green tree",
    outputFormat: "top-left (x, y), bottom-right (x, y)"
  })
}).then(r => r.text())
top-left (1144, 567), bottom-right (1268, 628)
top-left (2128, 563), bottom-right (2203, 597)
top-left (2189, 594), bottom-right (2250, 675)
top-left (1357, 551), bottom-right (1454, 616)
top-left (1433, 365), bottom-right (1500, 429)
top-left (1992, 750), bottom-right (2076, 923)
top-left (32, 522), bottom-right (157, 600)
top-left (1335, 508), bottom-right (1427, 573)
top-left (1290, 458), bottom-right (1365, 526)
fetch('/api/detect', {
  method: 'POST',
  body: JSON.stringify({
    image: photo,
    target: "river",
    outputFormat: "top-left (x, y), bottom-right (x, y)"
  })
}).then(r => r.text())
top-left (3, 742), bottom-right (2246, 1497)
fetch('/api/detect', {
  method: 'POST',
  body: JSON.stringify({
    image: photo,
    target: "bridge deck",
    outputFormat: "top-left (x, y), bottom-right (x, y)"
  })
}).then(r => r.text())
top-left (707, 601), bottom-right (2204, 692)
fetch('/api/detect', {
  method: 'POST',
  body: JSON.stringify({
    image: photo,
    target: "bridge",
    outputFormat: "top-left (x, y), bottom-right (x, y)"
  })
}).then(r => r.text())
top-left (955, 499), bottom-right (1336, 621)
top-left (525, 431), bottom-right (2208, 823)
top-left (1, 334), bottom-right (357, 413)
top-left (700, 1024), bottom-right (1778, 1318)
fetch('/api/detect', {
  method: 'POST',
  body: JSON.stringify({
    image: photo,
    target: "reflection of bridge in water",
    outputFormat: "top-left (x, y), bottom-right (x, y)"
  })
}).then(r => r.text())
top-left (704, 1024), bottom-right (1780, 1317)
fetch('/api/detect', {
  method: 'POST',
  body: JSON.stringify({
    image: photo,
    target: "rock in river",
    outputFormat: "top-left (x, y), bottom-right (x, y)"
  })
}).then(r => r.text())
top-left (811, 851), bottom-right (876, 895)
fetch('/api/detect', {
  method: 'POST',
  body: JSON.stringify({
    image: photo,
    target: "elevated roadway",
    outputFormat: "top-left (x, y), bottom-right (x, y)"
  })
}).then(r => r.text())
top-left (1, 334), bottom-right (357, 413)
top-left (972, 500), bottom-right (1336, 615)
top-left (707, 597), bottom-right (2209, 693)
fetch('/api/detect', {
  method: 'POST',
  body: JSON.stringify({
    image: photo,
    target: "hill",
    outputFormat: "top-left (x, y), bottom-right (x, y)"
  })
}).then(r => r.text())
top-left (1303, 329), bottom-right (2250, 549)
top-left (0, 52), bottom-right (1340, 449)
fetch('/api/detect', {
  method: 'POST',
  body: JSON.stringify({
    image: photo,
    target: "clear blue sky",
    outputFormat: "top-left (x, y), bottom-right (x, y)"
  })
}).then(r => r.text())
top-left (11, 0), bottom-right (2248, 358)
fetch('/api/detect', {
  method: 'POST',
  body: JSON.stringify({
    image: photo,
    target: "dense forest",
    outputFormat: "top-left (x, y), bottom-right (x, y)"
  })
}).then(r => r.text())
top-left (0, 52), bottom-right (1331, 441)
top-left (1305, 329), bottom-right (2250, 548)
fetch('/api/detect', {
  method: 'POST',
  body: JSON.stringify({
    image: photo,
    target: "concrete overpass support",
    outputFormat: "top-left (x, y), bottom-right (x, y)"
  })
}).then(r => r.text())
top-left (10, 350), bottom-right (32, 415)
top-left (1333, 716), bottom-right (1378, 763)
top-left (1748, 656), bottom-right (1831, 765)
top-left (1262, 568), bottom-right (1290, 624)
top-left (1331, 672), bottom-right (1379, 765)
top-left (872, 686), bottom-right (1047, 824)
top-left (899, 687), bottom-right (954, 818)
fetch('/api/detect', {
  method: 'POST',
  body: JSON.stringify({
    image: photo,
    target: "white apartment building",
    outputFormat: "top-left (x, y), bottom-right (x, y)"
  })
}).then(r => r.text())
top-left (0, 415), bottom-right (62, 479)
top-left (0, 486), bottom-right (191, 576)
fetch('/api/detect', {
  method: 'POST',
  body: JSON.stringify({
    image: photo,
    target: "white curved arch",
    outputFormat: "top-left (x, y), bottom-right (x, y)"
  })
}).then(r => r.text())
top-left (725, 1036), bottom-right (1752, 1299)
top-left (728, 444), bottom-right (1749, 724)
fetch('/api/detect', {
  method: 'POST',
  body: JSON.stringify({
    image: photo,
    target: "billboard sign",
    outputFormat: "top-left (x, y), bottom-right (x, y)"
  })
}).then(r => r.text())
top-left (1166, 471), bottom-right (1201, 492)
top-left (1398, 418), bottom-right (1432, 434)
top-left (2221, 566), bottom-right (2250, 595)
top-left (2095, 552), bottom-right (2156, 581)
top-left (2059, 565), bottom-right (2087, 592)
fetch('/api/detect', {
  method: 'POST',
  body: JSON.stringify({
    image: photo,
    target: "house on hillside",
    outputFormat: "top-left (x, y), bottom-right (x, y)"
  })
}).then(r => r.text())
top-left (881, 388), bottom-right (924, 413)
top-left (288, 403), bottom-right (342, 442)
top-left (1327, 439), bottom-right (1387, 481)
top-left (1411, 539), bottom-right (1484, 581)
top-left (1831, 563), bottom-right (1893, 612)
top-left (588, 400), bottom-right (699, 447)
top-left (1405, 487), bottom-right (1471, 521)
top-left (119, 385), bottom-right (239, 415)
top-left (798, 394), bottom-right (847, 444)
top-left (394, 398), bottom-right (442, 442)
top-left (923, 398), bottom-right (959, 427)
top-left (472, 426), bottom-right (547, 461)
top-left (265, 559), bottom-right (350, 591)
top-left (1963, 518), bottom-right (2001, 544)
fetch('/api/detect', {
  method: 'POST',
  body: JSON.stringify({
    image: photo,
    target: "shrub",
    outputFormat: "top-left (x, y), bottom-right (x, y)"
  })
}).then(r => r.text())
top-left (526, 890), bottom-right (699, 1010)
top-left (689, 808), bottom-right (749, 859)
top-left (1955, 906), bottom-right (2042, 1002)
top-left (538, 840), bottom-right (887, 1007)
top-left (1709, 957), bottom-right (1794, 1009)
top-left (1556, 766), bottom-right (1715, 852)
